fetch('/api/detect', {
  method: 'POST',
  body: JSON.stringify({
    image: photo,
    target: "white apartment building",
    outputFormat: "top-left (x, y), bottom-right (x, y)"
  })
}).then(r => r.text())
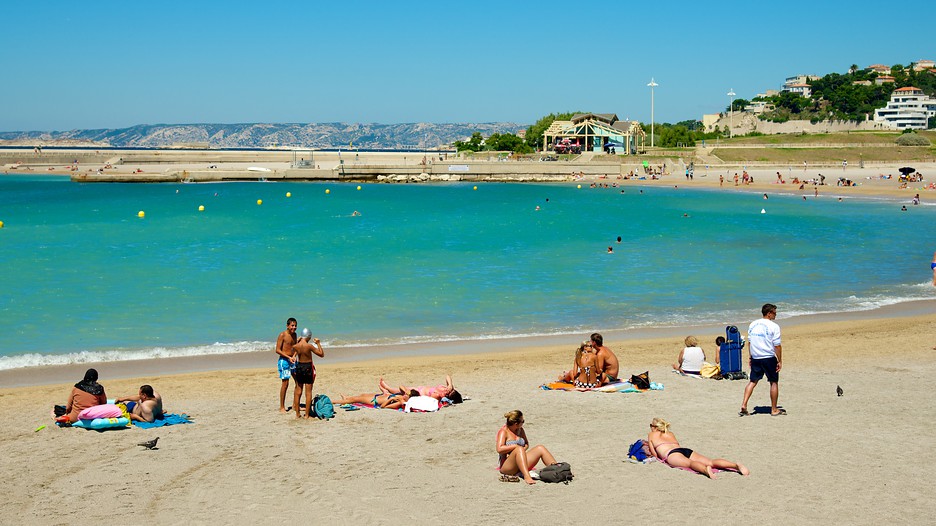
top-left (782, 75), bottom-right (820, 98)
top-left (873, 87), bottom-right (936, 130)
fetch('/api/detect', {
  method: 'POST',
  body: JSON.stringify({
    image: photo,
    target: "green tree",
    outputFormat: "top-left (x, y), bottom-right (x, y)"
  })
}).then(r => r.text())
top-left (726, 98), bottom-right (749, 112)
top-left (453, 132), bottom-right (483, 152)
top-left (484, 133), bottom-right (533, 153)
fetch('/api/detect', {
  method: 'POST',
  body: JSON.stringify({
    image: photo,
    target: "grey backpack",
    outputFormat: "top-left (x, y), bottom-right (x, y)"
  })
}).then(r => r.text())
top-left (538, 462), bottom-right (573, 483)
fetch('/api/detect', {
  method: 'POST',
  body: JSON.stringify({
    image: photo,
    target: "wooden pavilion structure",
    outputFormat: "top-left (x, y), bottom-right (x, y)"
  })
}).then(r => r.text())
top-left (543, 113), bottom-right (645, 154)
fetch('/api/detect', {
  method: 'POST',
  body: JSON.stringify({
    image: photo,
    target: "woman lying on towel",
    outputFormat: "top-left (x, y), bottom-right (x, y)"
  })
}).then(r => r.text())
top-left (333, 390), bottom-right (417, 410)
top-left (378, 374), bottom-right (463, 403)
top-left (496, 410), bottom-right (557, 485)
top-left (648, 418), bottom-right (749, 479)
top-left (571, 341), bottom-right (600, 388)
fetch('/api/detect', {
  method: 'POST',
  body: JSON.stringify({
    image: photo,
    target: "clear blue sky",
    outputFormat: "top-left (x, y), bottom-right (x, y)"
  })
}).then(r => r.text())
top-left (2, 1), bottom-right (929, 131)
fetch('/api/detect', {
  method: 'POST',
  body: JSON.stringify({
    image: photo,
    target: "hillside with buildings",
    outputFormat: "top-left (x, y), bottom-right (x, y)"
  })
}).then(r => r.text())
top-left (706, 60), bottom-right (936, 135)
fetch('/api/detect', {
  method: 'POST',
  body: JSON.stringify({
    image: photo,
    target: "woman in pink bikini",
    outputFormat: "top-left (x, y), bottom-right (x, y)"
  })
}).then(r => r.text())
top-left (647, 417), bottom-right (749, 479)
top-left (378, 374), bottom-right (462, 403)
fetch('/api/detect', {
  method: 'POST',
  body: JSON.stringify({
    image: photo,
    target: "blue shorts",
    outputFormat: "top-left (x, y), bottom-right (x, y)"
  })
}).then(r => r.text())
top-left (749, 357), bottom-right (779, 383)
top-left (277, 358), bottom-right (295, 380)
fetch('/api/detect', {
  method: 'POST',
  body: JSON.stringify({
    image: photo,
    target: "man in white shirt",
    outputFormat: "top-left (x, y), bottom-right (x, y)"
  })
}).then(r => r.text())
top-left (739, 303), bottom-right (785, 417)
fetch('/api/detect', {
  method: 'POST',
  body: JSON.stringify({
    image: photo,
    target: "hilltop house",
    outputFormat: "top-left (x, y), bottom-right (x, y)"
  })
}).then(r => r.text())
top-left (782, 75), bottom-right (819, 97)
top-left (873, 87), bottom-right (936, 130)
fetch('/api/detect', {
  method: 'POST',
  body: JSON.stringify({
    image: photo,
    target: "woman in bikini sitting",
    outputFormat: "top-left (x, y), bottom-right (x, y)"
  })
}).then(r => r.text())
top-left (647, 417), bottom-right (749, 479)
top-left (378, 374), bottom-right (462, 403)
top-left (496, 410), bottom-right (557, 484)
top-left (572, 341), bottom-right (599, 389)
top-left (332, 389), bottom-right (416, 410)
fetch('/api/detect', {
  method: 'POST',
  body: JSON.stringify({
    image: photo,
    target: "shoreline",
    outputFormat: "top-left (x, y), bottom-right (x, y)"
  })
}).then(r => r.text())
top-left (3, 298), bottom-right (933, 389)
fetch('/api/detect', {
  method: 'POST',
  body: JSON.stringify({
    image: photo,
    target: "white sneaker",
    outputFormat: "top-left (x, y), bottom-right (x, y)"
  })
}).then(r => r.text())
top-left (529, 470), bottom-right (540, 480)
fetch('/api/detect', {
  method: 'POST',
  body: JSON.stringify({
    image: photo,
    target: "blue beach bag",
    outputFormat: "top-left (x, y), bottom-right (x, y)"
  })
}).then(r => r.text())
top-left (312, 394), bottom-right (335, 420)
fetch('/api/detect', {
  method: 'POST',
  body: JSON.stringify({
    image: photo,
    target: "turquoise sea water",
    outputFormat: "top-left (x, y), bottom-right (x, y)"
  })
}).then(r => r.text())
top-left (1, 175), bottom-right (934, 370)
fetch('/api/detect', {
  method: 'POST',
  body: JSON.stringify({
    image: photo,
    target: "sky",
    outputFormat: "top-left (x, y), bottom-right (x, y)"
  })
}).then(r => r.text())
top-left (2, 0), bottom-right (930, 132)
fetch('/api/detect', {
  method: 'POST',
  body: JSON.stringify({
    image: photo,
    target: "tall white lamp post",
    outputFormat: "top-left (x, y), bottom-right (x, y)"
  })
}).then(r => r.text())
top-left (727, 88), bottom-right (736, 138)
top-left (648, 78), bottom-right (658, 147)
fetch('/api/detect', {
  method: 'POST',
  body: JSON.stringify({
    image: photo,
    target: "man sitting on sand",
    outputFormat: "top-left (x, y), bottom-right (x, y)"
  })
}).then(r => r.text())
top-left (115, 385), bottom-right (164, 423)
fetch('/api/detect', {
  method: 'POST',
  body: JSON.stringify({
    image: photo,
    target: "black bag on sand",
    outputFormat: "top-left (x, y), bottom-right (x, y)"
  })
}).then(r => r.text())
top-left (630, 371), bottom-right (651, 390)
top-left (539, 462), bottom-right (573, 484)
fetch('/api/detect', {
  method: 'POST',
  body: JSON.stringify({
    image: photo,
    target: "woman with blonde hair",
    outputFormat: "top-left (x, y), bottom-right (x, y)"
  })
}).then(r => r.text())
top-left (572, 341), bottom-right (599, 388)
top-left (496, 410), bottom-right (557, 484)
top-left (647, 418), bottom-right (748, 479)
top-left (672, 335), bottom-right (705, 375)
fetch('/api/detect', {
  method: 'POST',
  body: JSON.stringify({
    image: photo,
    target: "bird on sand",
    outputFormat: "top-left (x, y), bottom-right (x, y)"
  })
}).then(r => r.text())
top-left (836, 385), bottom-right (844, 397)
top-left (138, 437), bottom-right (159, 450)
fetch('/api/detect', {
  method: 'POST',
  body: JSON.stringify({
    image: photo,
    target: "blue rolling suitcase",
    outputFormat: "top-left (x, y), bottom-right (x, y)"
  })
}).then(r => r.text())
top-left (719, 326), bottom-right (748, 380)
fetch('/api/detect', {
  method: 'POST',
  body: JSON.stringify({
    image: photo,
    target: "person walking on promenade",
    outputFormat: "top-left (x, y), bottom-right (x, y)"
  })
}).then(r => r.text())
top-left (739, 303), bottom-right (784, 417)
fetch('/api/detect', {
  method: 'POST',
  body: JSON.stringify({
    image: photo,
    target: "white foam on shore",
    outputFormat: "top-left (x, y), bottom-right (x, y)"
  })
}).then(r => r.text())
top-left (1, 291), bottom-right (933, 372)
top-left (0, 341), bottom-right (270, 371)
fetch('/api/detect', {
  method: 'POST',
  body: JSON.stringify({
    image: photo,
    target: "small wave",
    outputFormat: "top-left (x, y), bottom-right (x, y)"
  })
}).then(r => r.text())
top-left (0, 341), bottom-right (270, 371)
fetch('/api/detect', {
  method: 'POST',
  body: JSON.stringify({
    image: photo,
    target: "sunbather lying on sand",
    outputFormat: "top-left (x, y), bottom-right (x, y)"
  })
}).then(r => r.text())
top-left (378, 374), bottom-right (462, 403)
top-left (648, 417), bottom-right (749, 479)
top-left (333, 390), bottom-right (417, 410)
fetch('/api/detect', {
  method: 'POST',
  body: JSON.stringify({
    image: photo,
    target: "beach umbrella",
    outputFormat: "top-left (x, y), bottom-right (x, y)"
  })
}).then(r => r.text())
top-left (899, 167), bottom-right (915, 175)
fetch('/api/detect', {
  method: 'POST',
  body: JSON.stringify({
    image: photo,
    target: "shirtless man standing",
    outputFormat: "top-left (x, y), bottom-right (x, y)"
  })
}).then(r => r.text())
top-left (276, 317), bottom-right (299, 413)
top-left (292, 328), bottom-right (325, 419)
top-left (116, 385), bottom-right (164, 423)
top-left (591, 333), bottom-right (620, 384)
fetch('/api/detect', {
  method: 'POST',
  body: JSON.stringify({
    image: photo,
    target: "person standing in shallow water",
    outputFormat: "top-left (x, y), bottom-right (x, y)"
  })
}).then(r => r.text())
top-left (276, 317), bottom-right (299, 413)
top-left (931, 251), bottom-right (936, 287)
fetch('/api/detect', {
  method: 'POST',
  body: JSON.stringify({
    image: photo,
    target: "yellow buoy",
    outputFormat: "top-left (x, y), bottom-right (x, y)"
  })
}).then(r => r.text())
top-left (473, 186), bottom-right (478, 191)
top-left (357, 185), bottom-right (362, 191)
top-left (0, 220), bottom-right (4, 228)
top-left (577, 184), bottom-right (581, 189)
top-left (198, 205), bottom-right (205, 212)
top-left (325, 189), bottom-right (330, 194)
top-left (257, 199), bottom-right (263, 205)
top-left (137, 211), bottom-right (145, 218)
top-left (286, 192), bottom-right (292, 198)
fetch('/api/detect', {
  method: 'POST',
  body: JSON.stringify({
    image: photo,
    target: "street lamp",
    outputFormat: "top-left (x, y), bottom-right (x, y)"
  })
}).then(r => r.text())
top-left (727, 89), bottom-right (736, 138)
top-left (648, 78), bottom-right (658, 148)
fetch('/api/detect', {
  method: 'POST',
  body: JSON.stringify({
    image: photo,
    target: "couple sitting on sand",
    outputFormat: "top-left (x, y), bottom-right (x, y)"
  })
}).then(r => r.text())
top-left (557, 333), bottom-right (620, 388)
top-left (333, 374), bottom-right (463, 410)
top-left (55, 368), bottom-right (164, 424)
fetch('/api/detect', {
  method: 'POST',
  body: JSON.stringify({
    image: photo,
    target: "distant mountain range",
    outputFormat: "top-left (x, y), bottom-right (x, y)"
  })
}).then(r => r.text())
top-left (0, 122), bottom-right (526, 149)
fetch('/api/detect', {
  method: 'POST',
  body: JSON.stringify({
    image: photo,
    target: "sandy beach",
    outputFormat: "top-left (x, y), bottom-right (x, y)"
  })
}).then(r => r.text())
top-left (2, 150), bottom-right (933, 524)
top-left (2, 305), bottom-right (934, 525)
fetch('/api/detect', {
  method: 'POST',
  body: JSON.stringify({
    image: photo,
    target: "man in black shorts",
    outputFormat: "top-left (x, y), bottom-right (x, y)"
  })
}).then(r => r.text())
top-left (740, 303), bottom-right (784, 416)
top-left (292, 328), bottom-right (325, 419)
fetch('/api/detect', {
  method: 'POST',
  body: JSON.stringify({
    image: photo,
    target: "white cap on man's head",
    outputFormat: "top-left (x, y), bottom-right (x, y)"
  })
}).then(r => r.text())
top-left (300, 328), bottom-right (312, 339)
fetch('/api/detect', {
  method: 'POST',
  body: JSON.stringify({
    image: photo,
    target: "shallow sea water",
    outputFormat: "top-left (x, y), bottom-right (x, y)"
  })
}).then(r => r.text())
top-left (1, 175), bottom-right (934, 369)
